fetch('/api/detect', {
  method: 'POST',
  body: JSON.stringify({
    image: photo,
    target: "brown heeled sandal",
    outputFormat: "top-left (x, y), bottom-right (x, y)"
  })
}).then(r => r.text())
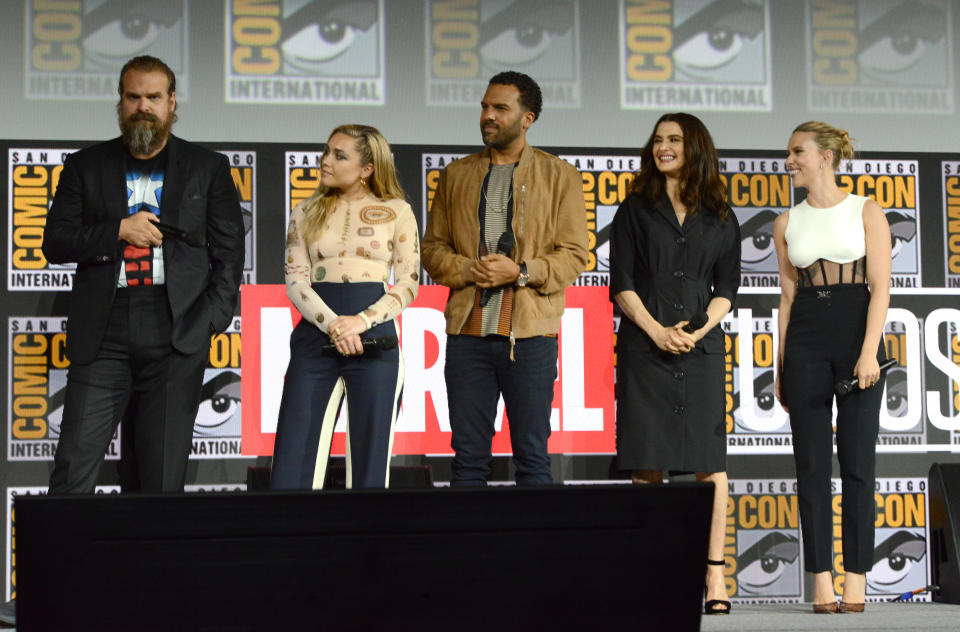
top-left (812, 601), bottom-right (839, 613)
top-left (838, 601), bottom-right (864, 613)
top-left (704, 560), bottom-right (731, 615)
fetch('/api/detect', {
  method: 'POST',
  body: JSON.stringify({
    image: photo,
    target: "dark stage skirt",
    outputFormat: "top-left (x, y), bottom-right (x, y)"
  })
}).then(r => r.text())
top-left (615, 337), bottom-right (726, 472)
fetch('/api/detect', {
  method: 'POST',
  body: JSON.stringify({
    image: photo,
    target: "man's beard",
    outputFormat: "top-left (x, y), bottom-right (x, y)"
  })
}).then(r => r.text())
top-left (481, 116), bottom-right (523, 150)
top-left (119, 110), bottom-right (176, 155)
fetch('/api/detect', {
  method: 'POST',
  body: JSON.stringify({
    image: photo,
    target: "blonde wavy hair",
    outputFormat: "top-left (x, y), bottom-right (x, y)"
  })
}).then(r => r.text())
top-left (792, 121), bottom-right (855, 170)
top-left (299, 124), bottom-right (406, 243)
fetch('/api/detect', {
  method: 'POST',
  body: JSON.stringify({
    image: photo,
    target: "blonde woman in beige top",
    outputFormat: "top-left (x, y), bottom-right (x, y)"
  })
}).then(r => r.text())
top-left (271, 125), bottom-right (420, 490)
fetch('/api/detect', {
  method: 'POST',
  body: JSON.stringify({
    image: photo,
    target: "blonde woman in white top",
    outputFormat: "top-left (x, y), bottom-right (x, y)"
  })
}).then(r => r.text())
top-left (773, 121), bottom-right (891, 614)
top-left (271, 125), bottom-right (420, 490)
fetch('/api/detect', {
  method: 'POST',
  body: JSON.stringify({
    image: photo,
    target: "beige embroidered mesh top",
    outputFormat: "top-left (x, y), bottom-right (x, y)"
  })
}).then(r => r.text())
top-left (285, 194), bottom-right (420, 334)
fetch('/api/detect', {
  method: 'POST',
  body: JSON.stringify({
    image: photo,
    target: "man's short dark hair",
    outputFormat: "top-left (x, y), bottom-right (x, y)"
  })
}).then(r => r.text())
top-left (488, 71), bottom-right (542, 121)
top-left (117, 56), bottom-right (177, 97)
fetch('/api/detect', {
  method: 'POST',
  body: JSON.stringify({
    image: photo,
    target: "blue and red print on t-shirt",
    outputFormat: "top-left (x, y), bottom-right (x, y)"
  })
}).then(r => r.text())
top-left (122, 163), bottom-right (164, 286)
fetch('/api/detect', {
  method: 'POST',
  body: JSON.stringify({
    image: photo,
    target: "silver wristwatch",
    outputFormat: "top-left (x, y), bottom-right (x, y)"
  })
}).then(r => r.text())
top-left (516, 262), bottom-right (529, 287)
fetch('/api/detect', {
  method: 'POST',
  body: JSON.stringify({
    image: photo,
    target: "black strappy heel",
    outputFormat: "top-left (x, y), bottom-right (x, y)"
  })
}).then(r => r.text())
top-left (704, 559), bottom-right (732, 615)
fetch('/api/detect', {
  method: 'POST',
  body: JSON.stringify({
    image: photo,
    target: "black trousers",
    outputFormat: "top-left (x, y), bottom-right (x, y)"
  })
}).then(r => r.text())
top-left (783, 285), bottom-right (885, 574)
top-left (270, 283), bottom-right (403, 490)
top-left (49, 286), bottom-right (208, 494)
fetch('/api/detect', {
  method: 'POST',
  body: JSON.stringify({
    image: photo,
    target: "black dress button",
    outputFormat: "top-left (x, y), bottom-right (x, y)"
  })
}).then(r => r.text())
top-left (673, 303), bottom-right (684, 310)
top-left (676, 237), bottom-right (686, 245)
top-left (673, 405), bottom-right (685, 415)
top-left (673, 271), bottom-right (683, 278)
top-left (674, 371), bottom-right (684, 380)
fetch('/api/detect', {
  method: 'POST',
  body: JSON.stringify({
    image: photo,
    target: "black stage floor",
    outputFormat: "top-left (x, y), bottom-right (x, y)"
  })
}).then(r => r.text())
top-left (3, 601), bottom-right (960, 631)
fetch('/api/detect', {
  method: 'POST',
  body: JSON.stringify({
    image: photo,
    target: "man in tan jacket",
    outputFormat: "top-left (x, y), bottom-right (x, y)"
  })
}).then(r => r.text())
top-left (422, 72), bottom-right (588, 486)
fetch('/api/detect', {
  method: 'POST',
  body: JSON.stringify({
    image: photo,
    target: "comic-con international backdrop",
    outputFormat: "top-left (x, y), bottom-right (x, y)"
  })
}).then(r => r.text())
top-left (2, 0), bottom-right (960, 609)
top-left (0, 1), bottom-right (958, 149)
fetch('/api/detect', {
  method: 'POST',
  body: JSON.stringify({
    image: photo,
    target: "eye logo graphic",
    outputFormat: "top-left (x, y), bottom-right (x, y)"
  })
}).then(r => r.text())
top-left (7, 318), bottom-right (119, 462)
top-left (620, 0), bottom-right (772, 111)
top-left (806, 0), bottom-right (953, 113)
top-left (876, 315), bottom-right (925, 444)
top-left (833, 159), bottom-right (921, 288)
top-left (725, 315), bottom-right (792, 448)
top-left (226, 0), bottom-right (384, 105)
top-left (739, 210), bottom-right (777, 265)
top-left (194, 371), bottom-right (241, 435)
top-left (721, 157), bottom-right (793, 288)
top-left (884, 367), bottom-right (908, 417)
top-left (728, 479), bottom-right (803, 602)
top-left (854, 480), bottom-right (930, 599)
top-left (737, 531), bottom-right (800, 597)
top-left (190, 321), bottom-right (243, 459)
top-left (868, 529), bottom-right (927, 595)
top-left (26, 0), bottom-right (188, 100)
top-left (560, 154), bottom-right (640, 287)
top-left (426, 0), bottom-right (581, 107)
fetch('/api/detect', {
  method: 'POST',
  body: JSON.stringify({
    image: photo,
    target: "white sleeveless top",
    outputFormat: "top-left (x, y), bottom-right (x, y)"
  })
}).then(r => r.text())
top-left (785, 194), bottom-right (867, 268)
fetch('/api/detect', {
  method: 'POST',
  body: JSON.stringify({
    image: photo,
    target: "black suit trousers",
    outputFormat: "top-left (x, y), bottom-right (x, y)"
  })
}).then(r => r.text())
top-left (783, 285), bottom-right (885, 574)
top-left (49, 286), bottom-right (207, 493)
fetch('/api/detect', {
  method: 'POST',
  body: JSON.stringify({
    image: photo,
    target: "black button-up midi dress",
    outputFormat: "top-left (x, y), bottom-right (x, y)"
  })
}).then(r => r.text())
top-left (609, 193), bottom-right (741, 471)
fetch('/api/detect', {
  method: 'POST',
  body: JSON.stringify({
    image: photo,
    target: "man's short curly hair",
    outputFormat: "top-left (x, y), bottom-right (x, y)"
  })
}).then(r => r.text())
top-left (488, 71), bottom-right (542, 121)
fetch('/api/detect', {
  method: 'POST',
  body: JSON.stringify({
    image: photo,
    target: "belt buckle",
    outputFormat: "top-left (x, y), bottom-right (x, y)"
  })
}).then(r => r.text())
top-left (816, 289), bottom-right (831, 299)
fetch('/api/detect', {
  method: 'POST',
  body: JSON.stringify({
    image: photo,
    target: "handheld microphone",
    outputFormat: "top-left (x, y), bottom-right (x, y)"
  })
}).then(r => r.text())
top-left (153, 221), bottom-right (201, 247)
top-left (888, 585), bottom-right (939, 602)
top-left (321, 335), bottom-right (398, 353)
top-left (834, 358), bottom-right (896, 396)
top-left (682, 311), bottom-right (709, 333)
top-left (480, 230), bottom-right (516, 307)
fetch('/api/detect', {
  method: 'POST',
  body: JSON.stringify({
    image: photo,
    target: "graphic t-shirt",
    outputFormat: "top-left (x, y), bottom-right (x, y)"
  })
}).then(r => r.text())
top-left (120, 147), bottom-right (167, 287)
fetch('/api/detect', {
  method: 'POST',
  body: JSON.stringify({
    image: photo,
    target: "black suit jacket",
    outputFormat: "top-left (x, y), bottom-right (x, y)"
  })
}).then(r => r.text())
top-left (42, 135), bottom-right (245, 364)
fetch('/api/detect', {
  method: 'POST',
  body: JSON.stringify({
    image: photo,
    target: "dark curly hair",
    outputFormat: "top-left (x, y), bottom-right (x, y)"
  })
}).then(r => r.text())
top-left (629, 112), bottom-right (729, 221)
top-left (488, 71), bottom-right (542, 121)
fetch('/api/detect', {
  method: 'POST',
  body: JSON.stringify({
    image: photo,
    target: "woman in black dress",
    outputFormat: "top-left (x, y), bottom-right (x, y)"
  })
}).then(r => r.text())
top-left (609, 112), bottom-right (741, 615)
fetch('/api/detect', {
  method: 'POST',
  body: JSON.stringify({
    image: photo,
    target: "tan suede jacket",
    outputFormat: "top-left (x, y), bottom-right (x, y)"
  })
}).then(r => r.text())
top-left (422, 143), bottom-right (589, 338)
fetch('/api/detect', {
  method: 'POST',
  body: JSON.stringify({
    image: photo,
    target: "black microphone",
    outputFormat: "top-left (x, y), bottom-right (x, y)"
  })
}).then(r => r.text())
top-left (480, 230), bottom-right (516, 307)
top-left (153, 220), bottom-right (202, 247)
top-left (835, 358), bottom-right (897, 396)
top-left (322, 335), bottom-right (398, 353)
top-left (683, 311), bottom-right (709, 333)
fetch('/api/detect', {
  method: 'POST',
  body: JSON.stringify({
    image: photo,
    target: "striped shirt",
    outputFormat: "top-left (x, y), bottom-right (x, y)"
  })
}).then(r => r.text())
top-left (462, 163), bottom-right (515, 337)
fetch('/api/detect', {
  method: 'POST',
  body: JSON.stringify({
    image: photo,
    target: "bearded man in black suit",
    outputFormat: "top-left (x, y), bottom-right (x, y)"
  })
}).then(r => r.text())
top-left (42, 55), bottom-right (245, 493)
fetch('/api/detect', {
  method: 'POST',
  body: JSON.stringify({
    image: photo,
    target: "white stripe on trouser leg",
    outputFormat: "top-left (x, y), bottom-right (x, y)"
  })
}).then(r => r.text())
top-left (312, 377), bottom-right (345, 490)
top-left (345, 399), bottom-right (353, 489)
top-left (383, 344), bottom-right (405, 488)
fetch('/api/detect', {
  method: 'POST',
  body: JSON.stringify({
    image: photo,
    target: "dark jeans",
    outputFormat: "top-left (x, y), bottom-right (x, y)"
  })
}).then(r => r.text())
top-left (445, 335), bottom-right (557, 486)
